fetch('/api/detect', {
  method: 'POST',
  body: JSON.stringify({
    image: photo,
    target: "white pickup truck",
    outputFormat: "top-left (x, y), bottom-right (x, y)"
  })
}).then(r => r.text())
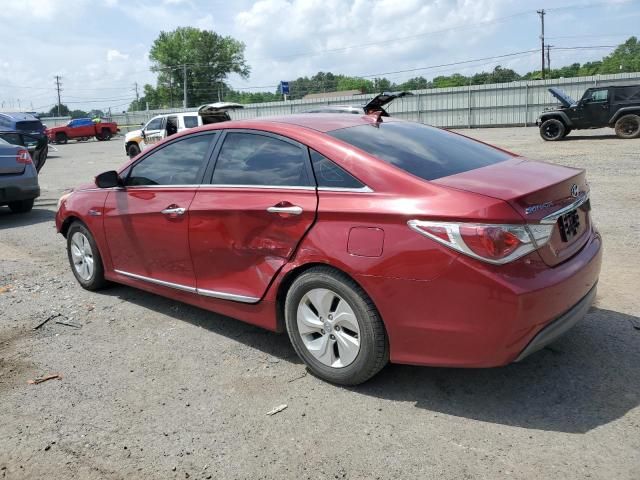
top-left (123, 102), bottom-right (243, 158)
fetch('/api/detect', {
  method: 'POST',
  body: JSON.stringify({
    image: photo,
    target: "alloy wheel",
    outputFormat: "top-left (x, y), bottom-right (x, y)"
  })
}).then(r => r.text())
top-left (70, 232), bottom-right (94, 281)
top-left (296, 288), bottom-right (361, 368)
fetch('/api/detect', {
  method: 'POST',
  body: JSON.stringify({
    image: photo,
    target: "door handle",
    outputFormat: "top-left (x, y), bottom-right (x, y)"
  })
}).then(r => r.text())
top-left (267, 205), bottom-right (303, 215)
top-left (161, 206), bottom-right (186, 215)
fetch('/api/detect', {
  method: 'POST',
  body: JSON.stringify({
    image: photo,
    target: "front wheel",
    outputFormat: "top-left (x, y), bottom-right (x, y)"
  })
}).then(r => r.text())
top-left (100, 129), bottom-right (112, 141)
top-left (539, 118), bottom-right (566, 141)
top-left (614, 114), bottom-right (640, 139)
top-left (55, 132), bottom-right (68, 144)
top-left (127, 143), bottom-right (141, 158)
top-left (285, 267), bottom-right (388, 385)
top-left (66, 222), bottom-right (108, 290)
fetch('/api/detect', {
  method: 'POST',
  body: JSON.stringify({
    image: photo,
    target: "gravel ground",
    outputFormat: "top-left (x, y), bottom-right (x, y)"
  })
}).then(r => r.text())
top-left (1, 128), bottom-right (639, 479)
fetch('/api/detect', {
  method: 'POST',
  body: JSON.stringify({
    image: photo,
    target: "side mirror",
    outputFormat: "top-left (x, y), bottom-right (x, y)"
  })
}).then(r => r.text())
top-left (95, 170), bottom-right (122, 188)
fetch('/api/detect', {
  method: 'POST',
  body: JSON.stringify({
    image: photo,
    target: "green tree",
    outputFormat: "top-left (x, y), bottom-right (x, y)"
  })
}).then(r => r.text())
top-left (134, 27), bottom-right (250, 109)
top-left (599, 36), bottom-right (640, 73)
top-left (48, 104), bottom-right (70, 116)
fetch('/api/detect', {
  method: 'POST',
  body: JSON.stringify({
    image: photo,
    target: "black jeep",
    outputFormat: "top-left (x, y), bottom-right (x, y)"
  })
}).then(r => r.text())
top-left (537, 85), bottom-right (640, 140)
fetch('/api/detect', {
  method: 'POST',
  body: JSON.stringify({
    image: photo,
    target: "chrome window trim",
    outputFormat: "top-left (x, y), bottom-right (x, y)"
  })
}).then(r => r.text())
top-left (206, 184), bottom-right (316, 191)
top-left (115, 269), bottom-right (196, 293)
top-left (196, 288), bottom-right (259, 304)
top-left (317, 186), bottom-right (373, 193)
top-left (540, 192), bottom-right (590, 224)
top-left (114, 269), bottom-right (259, 303)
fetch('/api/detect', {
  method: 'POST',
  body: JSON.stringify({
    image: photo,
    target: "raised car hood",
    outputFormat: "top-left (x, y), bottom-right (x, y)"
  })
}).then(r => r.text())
top-left (364, 91), bottom-right (413, 113)
top-left (198, 102), bottom-right (244, 116)
top-left (548, 87), bottom-right (576, 108)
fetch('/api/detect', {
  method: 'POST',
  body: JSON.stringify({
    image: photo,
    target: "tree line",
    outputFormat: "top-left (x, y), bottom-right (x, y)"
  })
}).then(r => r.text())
top-left (129, 30), bottom-right (639, 110)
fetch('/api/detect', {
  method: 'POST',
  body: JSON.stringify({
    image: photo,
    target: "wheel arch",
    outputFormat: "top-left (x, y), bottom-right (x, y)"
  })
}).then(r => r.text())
top-left (60, 215), bottom-right (84, 238)
top-left (539, 111), bottom-right (573, 128)
top-left (274, 262), bottom-right (388, 337)
top-left (609, 107), bottom-right (640, 125)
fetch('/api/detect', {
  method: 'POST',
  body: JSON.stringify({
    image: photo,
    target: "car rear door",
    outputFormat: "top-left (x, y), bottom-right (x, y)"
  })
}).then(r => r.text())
top-left (142, 117), bottom-right (166, 148)
top-left (189, 130), bottom-right (318, 302)
top-left (103, 132), bottom-right (218, 288)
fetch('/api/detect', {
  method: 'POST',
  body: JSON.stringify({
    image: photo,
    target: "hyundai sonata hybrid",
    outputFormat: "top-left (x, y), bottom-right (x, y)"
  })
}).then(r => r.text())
top-left (56, 113), bottom-right (601, 385)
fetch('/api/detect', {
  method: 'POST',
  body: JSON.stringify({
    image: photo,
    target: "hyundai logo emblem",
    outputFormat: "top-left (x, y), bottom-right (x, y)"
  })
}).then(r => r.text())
top-left (570, 184), bottom-right (579, 198)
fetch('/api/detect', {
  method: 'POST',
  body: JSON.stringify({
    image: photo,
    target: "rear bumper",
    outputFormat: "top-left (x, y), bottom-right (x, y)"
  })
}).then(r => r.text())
top-left (0, 177), bottom-right (40, 205)
top-left (515, 283), bottom-right (596, 361)
top-left (357, 230), bottom-right (602, 367)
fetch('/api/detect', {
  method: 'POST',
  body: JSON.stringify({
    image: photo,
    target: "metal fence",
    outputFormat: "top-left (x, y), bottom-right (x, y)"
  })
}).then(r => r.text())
top-left (41, 72), bottom-right (640, 132)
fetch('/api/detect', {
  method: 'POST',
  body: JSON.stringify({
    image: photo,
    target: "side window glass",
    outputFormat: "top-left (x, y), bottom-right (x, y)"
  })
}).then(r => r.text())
top-left (590, 89), bottom-right (608, 102)
top-left (183, 116), bottom-right (198, 128)
top-left (211, 133), bottom-right (311, 187)
top-left (145, 118), bottom-right (162, 130)
top-left (309, 150), bottom-right (364, 189)
top-left (126, 134), bottom-right (214, 186)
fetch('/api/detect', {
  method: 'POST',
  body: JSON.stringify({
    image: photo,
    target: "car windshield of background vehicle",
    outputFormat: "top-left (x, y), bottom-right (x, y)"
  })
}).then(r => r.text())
top-left (126, 134), bottom-right (215, 186)
top-left (329, 121), bottom-right (511, 181)
top-left (211, 132), bottom-right (312, 187)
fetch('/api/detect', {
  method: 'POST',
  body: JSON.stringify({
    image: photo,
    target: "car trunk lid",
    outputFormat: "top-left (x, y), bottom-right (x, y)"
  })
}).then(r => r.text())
top-left (433, 157), bottom-right (591, 266)
top-left (0, 145), bottom-right (26, 175)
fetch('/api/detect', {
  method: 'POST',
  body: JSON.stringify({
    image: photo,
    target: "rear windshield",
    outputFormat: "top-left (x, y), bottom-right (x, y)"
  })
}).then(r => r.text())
top-left (16, 121), bottom-right (43, 132)
top-left (329, 121), bottom-right (510, 181)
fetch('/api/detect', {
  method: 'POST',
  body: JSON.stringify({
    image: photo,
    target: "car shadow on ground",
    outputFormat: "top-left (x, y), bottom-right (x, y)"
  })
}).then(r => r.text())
top-left (100, 285), bottom-right (301, 364)
top-left (97, 285), bottom-right (639, 434)
top-left (357, 307), bottom-right (640, 434)
top-left (562, 134), bottom-right (622, 141)
top-left (0, 207), bottom-right (55, 230)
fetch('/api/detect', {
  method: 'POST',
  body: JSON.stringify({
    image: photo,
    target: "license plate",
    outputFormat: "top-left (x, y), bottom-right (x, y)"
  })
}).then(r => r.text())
top-left (558, 209), bottom-right (580, 242)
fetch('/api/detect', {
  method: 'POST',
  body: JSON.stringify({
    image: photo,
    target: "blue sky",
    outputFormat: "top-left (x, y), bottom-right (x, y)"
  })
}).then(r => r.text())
top-left (0, 0), bottom-right (638, 112)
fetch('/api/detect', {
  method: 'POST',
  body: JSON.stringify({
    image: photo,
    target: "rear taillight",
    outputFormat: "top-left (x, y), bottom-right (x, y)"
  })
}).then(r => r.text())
top-left (16, 149), bottom-right (32, 165)
top-left (407, 220), bottom-right (554, 265)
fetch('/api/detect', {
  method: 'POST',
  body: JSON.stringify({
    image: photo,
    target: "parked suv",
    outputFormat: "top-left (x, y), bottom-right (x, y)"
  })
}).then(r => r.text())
top-left (538, 85), bottom-right (640, 140)
top-left (124, 103), bottom-right (243, 158)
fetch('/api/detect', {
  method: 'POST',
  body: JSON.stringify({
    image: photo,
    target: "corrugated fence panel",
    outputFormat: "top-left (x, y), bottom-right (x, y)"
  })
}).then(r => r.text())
top-left (42, 72), bottom-right (640, 132)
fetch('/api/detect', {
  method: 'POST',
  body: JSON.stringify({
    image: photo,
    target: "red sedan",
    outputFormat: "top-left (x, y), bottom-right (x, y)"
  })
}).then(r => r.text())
top-left (56, 114), bottom-right (602, 385)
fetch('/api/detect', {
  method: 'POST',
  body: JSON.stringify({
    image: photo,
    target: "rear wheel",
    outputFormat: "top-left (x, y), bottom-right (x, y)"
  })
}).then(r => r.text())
top-left (539, 119), bottom-right (566, 141)
top-left (8, 198), bottom-right (34, 213)
top-left (100, 128), bottom-right (112, 141)
top-left (66, 222), bottom-right (108, 290)
top-left (284, 267), bottom-right (388, 385)
top-left (614, 114), bottom-right (640, 139)
top-left (127, 143), bottom-right (141, 158)
top-left (55, 132), bottom-right (68, 144)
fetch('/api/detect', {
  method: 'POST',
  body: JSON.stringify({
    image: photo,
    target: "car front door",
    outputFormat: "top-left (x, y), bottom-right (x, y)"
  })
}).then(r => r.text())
top-left (104, 132), bottom-right (218, 288)
top-left (578, 88), bottom-right (611, 127)
top-left (142, 117), bottom-right (166, 149)
top-left (189, 130), bottom-right (318, 302)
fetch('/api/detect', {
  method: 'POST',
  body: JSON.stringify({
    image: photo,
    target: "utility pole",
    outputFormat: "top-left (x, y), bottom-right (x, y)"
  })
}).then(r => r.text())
top-left (54, 75), bottom-right (63, 116)
top-left (183, 64), bottom-right (187, 108)
top-left (133, 82), bottom-right (140, 110)
top-left (546, 44), bottom-right (553, 72)
top-left (537, 9), bottom-right (546, 79)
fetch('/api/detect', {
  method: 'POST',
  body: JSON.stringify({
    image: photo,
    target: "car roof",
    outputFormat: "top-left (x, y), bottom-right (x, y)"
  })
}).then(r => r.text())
top-left (0, 112), bottom-right (41, 122)
top-left (208, 113), bottom-right (392, 133)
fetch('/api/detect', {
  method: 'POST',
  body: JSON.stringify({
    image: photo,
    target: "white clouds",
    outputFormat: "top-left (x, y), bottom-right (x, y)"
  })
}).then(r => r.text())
top-left (107, 49), bottom-right (130, 62)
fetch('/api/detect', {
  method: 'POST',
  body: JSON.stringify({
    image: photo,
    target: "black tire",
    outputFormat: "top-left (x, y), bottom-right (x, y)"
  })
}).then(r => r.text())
top-left (55, 132), bottom-right (68, 144)
top-left (8, 198), bottom-right (34, 213)
top-left (614, 114), bottom-right (640, 139)
top-left (539, 118), bottom-right (566, 141)
top-left (562, 128), bottom-right (572, 138)
top-left (66, 222), bottom-right (108, 291)
top-left (127, 143), bottom-right (141, 158)
top-left (100, 129), bottom-right (112, 141)
top-left (284, 266), bottom-right (388, 385)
